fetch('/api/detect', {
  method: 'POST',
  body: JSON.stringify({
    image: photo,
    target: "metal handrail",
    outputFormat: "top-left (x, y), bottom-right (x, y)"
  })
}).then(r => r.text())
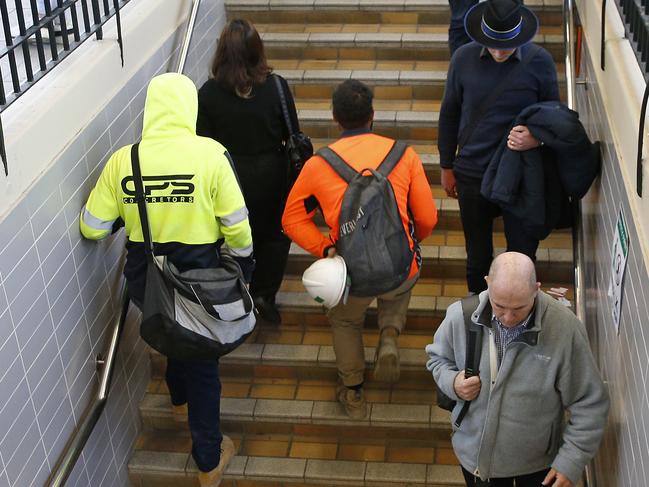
top-left (176, 0), bottom-right (201, 74)
top-left (563, 2), bottom-right (594, 486)
top-left (45, 283), bottom-right (130, 487)
top-left (45, 2), bottom-right (203, 484)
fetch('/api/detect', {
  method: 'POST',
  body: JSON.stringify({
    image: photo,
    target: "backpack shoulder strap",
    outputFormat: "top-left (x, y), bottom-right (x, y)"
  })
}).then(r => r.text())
top-left (316, 146), bottom-right (358, 183)
top-left (461, 294), bottom-right (483, 376)
top-left (454, 293), bottom-right (482, 428)
top-left (376, 140), bottom-right (409, 177)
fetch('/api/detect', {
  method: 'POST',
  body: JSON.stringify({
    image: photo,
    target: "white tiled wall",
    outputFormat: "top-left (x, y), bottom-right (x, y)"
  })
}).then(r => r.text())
top-left (576, 44), bottom-right (649, 487)
top-left (0, 1), bottom-right (224, 486)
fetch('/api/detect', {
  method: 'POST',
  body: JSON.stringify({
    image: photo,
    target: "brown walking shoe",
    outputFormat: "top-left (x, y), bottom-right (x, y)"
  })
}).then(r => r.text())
top-left (373, 328), bottom-right (400, 383)
top-left (337, 385), bottom-right (368, 420)
top-left (198, 435), bottom-right (235, 487)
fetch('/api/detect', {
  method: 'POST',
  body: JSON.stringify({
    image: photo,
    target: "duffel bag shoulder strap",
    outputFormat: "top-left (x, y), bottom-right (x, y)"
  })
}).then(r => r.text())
top-left (454, 293), bottom-right (482, 428)
top-left (130, 143), bottom-right (155, 262)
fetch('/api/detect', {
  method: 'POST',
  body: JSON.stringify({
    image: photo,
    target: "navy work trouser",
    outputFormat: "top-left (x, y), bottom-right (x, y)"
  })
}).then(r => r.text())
top-left (166, 358), bottom-right (223, 472)
top-left (455, 172), bottom-right (539, 294)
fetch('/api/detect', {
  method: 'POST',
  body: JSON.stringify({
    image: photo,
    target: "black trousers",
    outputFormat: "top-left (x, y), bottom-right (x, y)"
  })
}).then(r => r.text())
top-left (462, 467), bottom-right (550, 487)
top-left (455, 172), bottom-right (540, 294)
top-left (232, 150), bottom-right (291, 300)
top-left (166, 358), bottom-right (222, 472)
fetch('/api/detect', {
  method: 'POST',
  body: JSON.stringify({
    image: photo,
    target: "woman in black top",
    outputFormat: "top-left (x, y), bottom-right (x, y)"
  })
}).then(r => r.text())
top-left (197, 19), bottom-right (299, 324)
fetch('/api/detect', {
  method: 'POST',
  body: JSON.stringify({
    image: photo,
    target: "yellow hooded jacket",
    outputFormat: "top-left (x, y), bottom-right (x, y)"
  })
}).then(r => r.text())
top-left (80, 73), bottom-right (252, 279)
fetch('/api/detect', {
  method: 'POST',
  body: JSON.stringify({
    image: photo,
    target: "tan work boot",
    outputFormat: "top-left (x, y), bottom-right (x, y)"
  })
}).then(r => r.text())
top-left (198, 435), bottom-right (235, 487)
top-left (337, 385), bottom-right (368, 420)
top-left (172, 403), bottom-right (188, 423)
top-left (373, 327), bottom-right (400, 383)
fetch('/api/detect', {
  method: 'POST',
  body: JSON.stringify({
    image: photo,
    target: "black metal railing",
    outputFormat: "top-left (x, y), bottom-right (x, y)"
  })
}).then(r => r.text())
top-left (616, 0), bottom-right (649, 73)
top-left (613, 0), bottom-right (649, 196)
top-left (0, 0), bottom-right (129, 175)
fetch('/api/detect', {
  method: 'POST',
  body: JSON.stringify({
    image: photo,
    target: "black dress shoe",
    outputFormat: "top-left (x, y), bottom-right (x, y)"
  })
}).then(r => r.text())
top-left (253, 296), bottom-right (281, 324)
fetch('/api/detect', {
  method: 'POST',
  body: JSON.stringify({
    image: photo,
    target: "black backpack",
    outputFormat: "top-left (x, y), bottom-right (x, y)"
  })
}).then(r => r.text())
top-left (317, 141), bottom-right (414, 297)
top-left (436, 294), bottom-right (482, 428)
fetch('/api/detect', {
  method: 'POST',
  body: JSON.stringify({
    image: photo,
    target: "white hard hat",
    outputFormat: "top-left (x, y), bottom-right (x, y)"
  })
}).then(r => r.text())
top-left (302, 256), bottom-right (350, 308)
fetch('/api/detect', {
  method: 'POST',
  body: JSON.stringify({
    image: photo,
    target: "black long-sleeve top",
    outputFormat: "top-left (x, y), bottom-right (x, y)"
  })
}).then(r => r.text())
top-left (197, 74), bottom-right (299, 156)
top-left (437, 42), bottom-right (560, 178)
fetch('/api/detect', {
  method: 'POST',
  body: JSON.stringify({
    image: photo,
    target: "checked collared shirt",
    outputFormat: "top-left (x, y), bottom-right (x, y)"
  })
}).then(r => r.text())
top-left (492, 312), bottom-right (534, 368)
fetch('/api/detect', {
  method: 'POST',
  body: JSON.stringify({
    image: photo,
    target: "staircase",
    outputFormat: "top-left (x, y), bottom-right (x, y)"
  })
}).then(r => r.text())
top-left (128, 1), bottom-right (571, 486)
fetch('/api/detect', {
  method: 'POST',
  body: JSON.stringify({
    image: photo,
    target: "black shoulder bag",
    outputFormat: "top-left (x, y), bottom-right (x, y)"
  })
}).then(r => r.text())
top-left (457, 45), bottom-right (542, 152)
top-left (273, 74), bottom-right (313, 186)
top-left (436, 294), bottom-right (483, 429)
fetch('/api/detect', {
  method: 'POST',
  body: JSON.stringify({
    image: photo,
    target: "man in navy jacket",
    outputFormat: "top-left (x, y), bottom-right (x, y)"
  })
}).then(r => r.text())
top-left (438, 0), bottom-right (560, 294)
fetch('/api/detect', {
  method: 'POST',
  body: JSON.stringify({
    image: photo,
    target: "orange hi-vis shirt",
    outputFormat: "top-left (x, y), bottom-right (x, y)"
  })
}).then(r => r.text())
top-left (282, 132), bottom-right (438, 280)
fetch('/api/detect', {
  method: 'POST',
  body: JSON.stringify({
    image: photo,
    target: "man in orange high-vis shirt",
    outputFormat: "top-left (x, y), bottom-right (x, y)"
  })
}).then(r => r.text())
top-left (283, 80), bottom-right (438, 419)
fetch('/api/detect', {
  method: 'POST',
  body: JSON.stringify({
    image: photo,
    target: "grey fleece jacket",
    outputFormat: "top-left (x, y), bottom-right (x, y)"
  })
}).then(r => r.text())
top-left (425, 291), bottom-right (609, 483)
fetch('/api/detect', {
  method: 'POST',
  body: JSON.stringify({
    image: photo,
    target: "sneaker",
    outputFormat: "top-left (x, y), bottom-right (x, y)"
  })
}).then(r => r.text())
top-left (373, 330), bottom-right (400, 383)
top-left (337, 385), bottom-right (368, 420)
top-left (253, 296), bottom-right (282, 324)
top-left (171, 403), bottom-right (187, 423)
top-left (198, 435), bottom-right (236, 487)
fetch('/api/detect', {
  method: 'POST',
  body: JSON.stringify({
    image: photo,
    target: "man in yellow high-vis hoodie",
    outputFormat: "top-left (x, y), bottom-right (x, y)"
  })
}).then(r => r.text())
top-left (80, 73), bottom-right (252, 487)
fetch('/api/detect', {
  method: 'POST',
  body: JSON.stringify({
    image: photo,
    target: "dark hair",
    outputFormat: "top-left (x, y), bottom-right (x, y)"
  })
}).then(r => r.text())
top-left (332, 80), bottom-right (374, 130)
top-left (210, 19), bottom-right (272, 94)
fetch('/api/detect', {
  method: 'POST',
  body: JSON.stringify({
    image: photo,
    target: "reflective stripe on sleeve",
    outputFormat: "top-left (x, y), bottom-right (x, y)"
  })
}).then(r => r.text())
top-left (82, 207), bottom-right (116, 231)
top-left (219, 207), bottom-right (249, 227)
top-left (222, 243), bottom-right (253, 258)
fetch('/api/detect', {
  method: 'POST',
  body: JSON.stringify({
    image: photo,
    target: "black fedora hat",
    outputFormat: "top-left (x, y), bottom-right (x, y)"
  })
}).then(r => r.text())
top-left (464, 0), bottom-right (539, 49)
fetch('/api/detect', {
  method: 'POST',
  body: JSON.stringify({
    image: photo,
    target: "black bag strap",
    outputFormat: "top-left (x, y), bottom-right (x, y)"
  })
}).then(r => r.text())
top-left (454, 293), bottom-right (482, 428)
top-left (130, 143), bottom-right (155, 261)
top-left (457, 44), bottom-right (542, 151)
top-left (273, 74), bottom-right (295, 136)
top-left (317, 140), bottom-right (408, 183)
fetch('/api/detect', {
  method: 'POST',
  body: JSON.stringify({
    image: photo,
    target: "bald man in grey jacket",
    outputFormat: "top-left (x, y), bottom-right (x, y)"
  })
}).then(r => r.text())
top-left (426, 252), bottom-right (608, 487)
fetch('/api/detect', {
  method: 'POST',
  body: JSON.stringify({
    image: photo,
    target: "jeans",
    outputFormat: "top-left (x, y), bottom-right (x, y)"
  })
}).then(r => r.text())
top-left (449, 0), bottom-right (478, 55)
top-left (166, 358), bottom-right (223, 472)
top-left (455, 172), bottom-right (540, 294)
top-left (461, 467), bottom-right (550, 486)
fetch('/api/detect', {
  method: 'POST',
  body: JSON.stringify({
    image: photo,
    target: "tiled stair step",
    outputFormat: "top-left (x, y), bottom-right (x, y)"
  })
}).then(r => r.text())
top-left (150, 340), bottom-right (432, 379)
top-left (277, 68), bottom-right (567, 101)
top-left (297, 107), bottom-right (438, 140)
top-left (274, 279), bottom-right (573, 318)
top-left (129, 450), bottom-right (465, 487)
top-left (285, 238), bottom-right (574, 282)
top-left (140, 393), bottom-right (452, 436)
top-left (225, 0), bottom-right (562, 25)
top-left (309, 140), bottom-right (442, 179)
top-left (260, 30), bottom-right (564, 61)
top-left (304, 178), bottom-right (573, 237)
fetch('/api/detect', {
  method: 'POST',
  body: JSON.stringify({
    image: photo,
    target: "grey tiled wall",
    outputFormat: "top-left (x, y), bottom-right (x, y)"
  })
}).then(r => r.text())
top-left (0, 1), bottom-right (225, 486)
top-left (576, 45), bottom-right (649, 486)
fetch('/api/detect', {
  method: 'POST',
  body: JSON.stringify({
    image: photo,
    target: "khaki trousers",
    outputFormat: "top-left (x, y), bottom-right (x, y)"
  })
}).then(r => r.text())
top-left (326, 275), bottom-right (418, 387)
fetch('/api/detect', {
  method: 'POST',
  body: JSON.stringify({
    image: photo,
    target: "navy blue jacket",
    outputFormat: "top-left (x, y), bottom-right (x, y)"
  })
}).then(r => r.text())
top-left (438, 42), bottom-right (560, 178)
top-left (481, 102), bottom-right (601, 239)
